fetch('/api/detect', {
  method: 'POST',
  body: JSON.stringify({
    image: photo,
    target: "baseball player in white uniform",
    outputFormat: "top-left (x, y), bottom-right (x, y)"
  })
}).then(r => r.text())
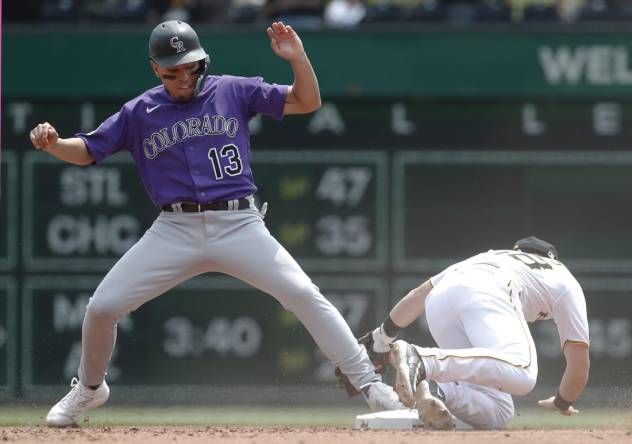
top-left (362, 237), bottom-right (590, 429)
top-left (29, 21), bottom-right (404, 427)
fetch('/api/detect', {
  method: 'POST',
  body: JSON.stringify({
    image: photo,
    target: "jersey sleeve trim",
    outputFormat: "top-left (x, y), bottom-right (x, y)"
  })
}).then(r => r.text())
top-left (562, 339), bottom-right (590, 349)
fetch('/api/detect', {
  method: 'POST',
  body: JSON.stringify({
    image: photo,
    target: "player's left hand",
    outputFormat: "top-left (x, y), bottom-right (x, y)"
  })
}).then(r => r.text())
top-left (357, 329), bottom-right (390, 373)
top-left (267, 22), bottom-right (304, 62)
top-left (537, 396), bottom-right (579, 416)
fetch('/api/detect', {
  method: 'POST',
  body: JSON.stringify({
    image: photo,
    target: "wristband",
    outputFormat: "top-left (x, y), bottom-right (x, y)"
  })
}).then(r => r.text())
top-left (382, 315), bottom-right (402, 339)
top-left (553, 391), bottom-right (572, 411)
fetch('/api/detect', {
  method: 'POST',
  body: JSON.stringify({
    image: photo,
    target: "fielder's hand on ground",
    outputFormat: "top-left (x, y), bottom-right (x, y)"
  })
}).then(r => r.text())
top-left (538, 396), bottom-right (579, 416)
top-left (267, 22), bottom-right (304, 62)
top-left (29, 122), bottom-right (59, 151)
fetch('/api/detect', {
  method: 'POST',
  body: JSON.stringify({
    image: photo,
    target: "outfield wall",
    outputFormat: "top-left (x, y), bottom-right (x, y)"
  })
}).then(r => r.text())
top-left (2, 26), bottom-right (631, 400)
top-left (6, 26), bottom-right (632, 98)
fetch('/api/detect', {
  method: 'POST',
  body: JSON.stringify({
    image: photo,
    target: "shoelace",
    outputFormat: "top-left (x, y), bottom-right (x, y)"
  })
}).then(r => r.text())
top-left (58, 377), bottom-right (96, 412)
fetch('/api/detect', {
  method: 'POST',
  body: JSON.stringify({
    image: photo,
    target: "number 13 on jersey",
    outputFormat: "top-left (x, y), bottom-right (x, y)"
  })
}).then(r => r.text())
top-left (208, 144), bottom-right (243, 179)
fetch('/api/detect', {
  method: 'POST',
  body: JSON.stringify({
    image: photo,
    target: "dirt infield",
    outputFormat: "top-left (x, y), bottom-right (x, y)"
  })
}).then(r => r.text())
top-left (1, 427), bottom-right (631, 444)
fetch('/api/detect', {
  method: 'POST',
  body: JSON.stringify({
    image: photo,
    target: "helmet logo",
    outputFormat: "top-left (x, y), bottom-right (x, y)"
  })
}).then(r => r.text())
top-left (170, 36), bottom-right (186, 53)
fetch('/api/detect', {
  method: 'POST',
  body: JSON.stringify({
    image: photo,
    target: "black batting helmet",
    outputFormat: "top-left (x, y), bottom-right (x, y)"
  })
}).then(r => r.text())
top-left (149, 21), bottom-right (210, 94)
top-left (149, 20), bottom-right (208, 67)
top-left (513, 236), bottom-right (559, 260)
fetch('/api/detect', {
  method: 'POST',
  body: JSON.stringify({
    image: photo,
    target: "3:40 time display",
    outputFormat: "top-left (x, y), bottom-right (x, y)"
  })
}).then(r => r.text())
top-left (162, 316), bottom-right (261, 358)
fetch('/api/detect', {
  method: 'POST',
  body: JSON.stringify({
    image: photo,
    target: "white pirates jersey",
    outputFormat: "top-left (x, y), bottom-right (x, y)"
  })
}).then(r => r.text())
top-left (431, 249), bottom-right (589, 349)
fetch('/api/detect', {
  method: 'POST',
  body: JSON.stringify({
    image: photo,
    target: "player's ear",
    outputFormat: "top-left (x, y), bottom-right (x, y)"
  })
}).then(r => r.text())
top-left (149, 59), bottom-right (161, 79)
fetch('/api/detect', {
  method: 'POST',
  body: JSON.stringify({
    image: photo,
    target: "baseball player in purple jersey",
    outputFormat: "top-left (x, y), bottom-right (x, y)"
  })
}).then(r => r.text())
top-left (29, 20), bottom-right (404, 427)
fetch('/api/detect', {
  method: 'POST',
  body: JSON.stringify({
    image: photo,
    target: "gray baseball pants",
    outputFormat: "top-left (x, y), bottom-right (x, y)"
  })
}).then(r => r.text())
top-left (78, 204), bottom-right (379, 390)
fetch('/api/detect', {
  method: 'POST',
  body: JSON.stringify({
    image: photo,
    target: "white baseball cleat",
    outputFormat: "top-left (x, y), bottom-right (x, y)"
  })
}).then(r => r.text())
top-left (390, 340), bottom-right (456, 430)
top-left (391, 340), bottom-right (425, 408)
top-left (46, 378), bottom-right (110, 427)
top-left (361, 381), bottom-right (406, 411)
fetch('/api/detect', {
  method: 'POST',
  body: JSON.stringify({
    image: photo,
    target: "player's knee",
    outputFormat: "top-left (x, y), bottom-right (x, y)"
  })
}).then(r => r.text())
top-left (512, 371), bottom-right (537, 396)
top-left (493, 399), bottom-right (515, 429)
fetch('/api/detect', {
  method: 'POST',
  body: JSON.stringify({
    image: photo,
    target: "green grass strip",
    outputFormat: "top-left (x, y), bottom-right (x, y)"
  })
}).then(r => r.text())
top-left (0, 406), bottom-right (628, 429)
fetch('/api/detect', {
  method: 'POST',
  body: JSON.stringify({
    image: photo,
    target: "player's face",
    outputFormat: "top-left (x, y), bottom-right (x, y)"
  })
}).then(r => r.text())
top-left (152, 61), bottom-right (201, 102)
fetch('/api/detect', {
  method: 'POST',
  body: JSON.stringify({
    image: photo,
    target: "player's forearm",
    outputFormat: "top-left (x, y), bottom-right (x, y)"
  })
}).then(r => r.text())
top-left (558, 363), bottom-right (589, 403)
top-left (389, 280), bottom-right (433, 328)
top-left (370, 280), bottom-right (432, 348)
top-left (556, 341), bottom-right (590, 405)
top-left (288, 52), bottom-right (321, 112)
top-left (46, 137), bottom-right (95, 165)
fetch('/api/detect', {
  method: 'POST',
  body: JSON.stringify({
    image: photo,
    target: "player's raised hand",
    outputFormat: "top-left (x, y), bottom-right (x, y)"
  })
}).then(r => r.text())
top-left (29, 122), bottom-right (59, 151)
top-left (538, 396), bottom-right (579, 416)
top-left (267, 22), bottom-right (304, 61)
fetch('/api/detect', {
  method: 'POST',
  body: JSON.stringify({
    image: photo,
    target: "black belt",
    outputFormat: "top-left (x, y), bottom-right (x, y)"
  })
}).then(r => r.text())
top-left (162, 198), bottom-right (251, 212)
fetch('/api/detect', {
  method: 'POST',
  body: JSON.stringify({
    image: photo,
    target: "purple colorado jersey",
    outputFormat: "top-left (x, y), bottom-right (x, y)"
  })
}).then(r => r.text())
top-left (78, 75), bottom-right (288, 208)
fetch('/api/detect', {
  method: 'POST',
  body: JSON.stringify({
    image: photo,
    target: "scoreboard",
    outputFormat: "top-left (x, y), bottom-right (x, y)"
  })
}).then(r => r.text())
top-left (3, 96), bottom-right (632, 399)
top-left (6, 146), bottom-right (632, 397)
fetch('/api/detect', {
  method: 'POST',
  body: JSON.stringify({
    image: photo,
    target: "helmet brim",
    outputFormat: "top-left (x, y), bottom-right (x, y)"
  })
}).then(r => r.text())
top-left (152, 48), bottom-right (208, 68)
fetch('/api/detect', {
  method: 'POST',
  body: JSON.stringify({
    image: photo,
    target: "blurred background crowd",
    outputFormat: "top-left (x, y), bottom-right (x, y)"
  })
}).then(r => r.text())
top-left (5, 0), bottom-right (632, 29)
